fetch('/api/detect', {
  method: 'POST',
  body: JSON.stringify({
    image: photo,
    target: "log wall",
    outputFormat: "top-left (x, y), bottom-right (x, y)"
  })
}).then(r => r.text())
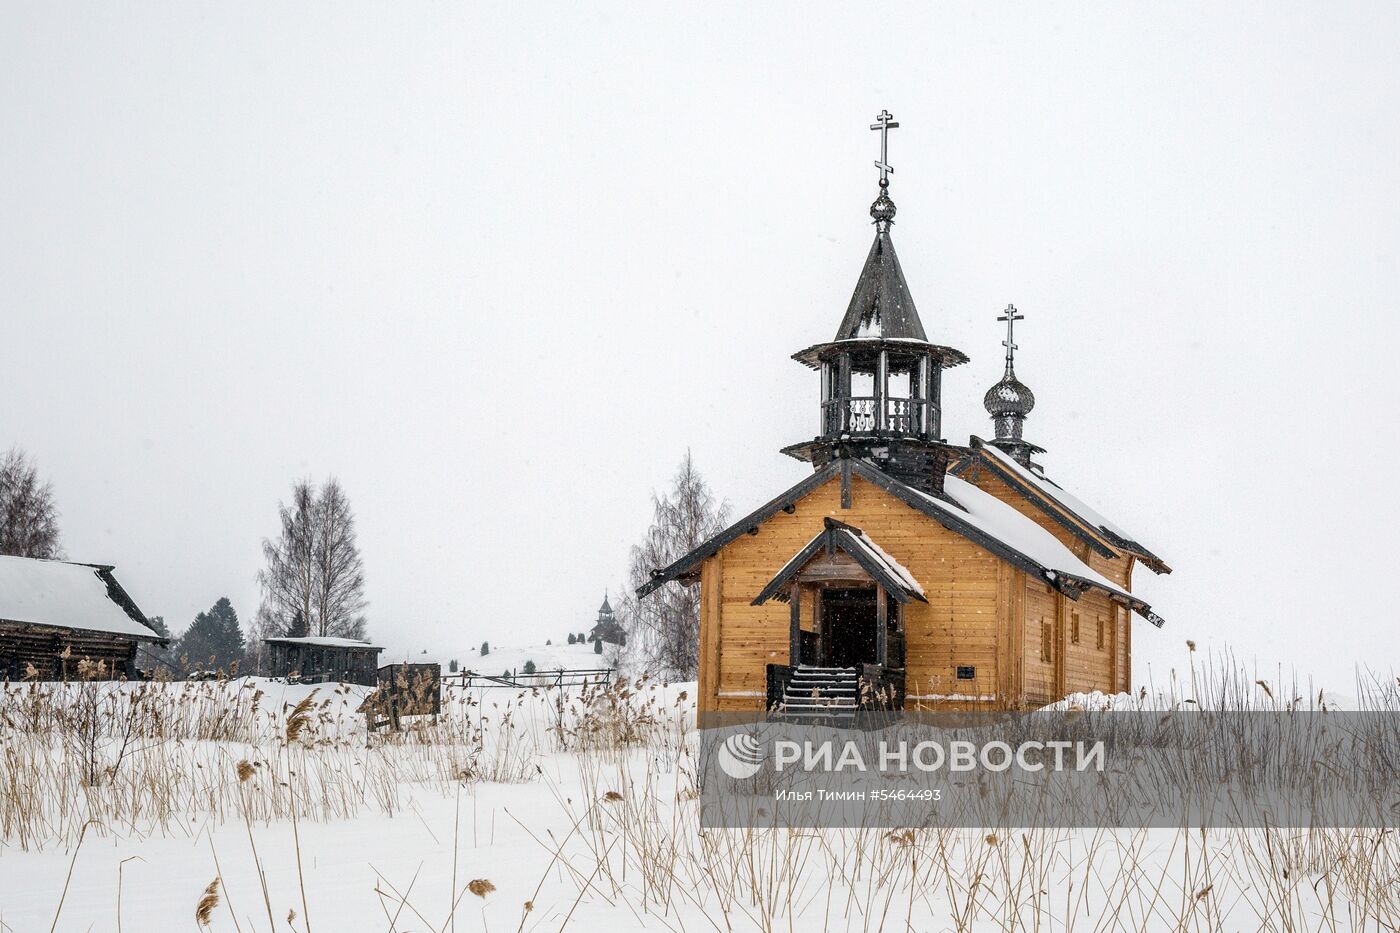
top-left (0, 621), bottom-right (141, 681)
top-left (699, 474), bottom-right (1004, 711)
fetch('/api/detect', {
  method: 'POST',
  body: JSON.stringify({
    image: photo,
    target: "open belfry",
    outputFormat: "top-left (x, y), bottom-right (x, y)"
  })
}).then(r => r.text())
top-left (638, 112), bottom-right (1170, 716)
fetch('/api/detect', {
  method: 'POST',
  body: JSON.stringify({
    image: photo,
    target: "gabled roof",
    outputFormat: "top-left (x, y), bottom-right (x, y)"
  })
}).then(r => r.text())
top-left (835, 229), bottom-right (925, 342)
top-left (0, 554), bottom-right (165, 642)
top-left (263, 636), bottom-right (382, 650)
top-left (963, 440), bottom-right (1172, 574)
top-left (637, 459), bottom-right (1164, 626)
top-left (751, 517), bottom-right (928, 606)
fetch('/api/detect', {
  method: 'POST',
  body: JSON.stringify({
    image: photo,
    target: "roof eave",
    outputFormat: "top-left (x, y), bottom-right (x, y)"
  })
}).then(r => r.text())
top-left (0, 616), bottom-right (168, 644)
top-left (637, 464), bottom-right (842, 598)
top-left (791, 338), bottom-right (970, 370)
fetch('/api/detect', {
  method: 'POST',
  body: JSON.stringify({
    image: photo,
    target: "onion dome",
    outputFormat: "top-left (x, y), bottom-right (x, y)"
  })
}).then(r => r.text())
top-left (984, 372), bottom-right (1035, 419)
top-left (870, 183), bottom-right (897, 227)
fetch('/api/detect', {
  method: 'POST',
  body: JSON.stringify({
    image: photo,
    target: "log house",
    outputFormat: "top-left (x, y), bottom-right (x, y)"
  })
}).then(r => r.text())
top-left (0, 554), bottom-right (165, 680)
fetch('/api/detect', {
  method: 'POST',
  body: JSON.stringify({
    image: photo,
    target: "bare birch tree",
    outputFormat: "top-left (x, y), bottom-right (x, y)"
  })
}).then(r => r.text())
top-left (620, 452), bottom-right (729, 678)
top-left (257, 478), bottom-right (367, 642)
top-left (0, 448), bottom-right (62, 559)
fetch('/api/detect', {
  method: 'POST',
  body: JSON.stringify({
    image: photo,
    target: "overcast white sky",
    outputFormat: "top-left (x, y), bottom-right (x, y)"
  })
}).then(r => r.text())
top-left (3, 3), bottom-right (1397, 688)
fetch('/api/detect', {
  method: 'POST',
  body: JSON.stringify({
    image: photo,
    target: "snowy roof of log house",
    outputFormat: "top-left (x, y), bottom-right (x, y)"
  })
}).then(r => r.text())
top-left (0, 554), bottom-right (164, 641)
top-left (639, 458), bottom-right (1163, 626)
top-left (262, 636), bottom-right (382, 650)
top-left (964, 439), bottom-right (1172, 574)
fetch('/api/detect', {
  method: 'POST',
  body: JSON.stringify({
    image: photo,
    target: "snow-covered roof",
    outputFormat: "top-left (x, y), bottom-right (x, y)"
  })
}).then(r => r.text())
top-left (753, 518), bottom-right (928, 606)
top-left (975, 442), bottom-right (1170, 572)
top-left (919, 474), bottom-right (1132, 601)
top-left (0, 555), bottom-right (163, 641)
top-left (841, 528), bottom-right (926, 599)
top-left (263, 636), bottom-right (382, 650)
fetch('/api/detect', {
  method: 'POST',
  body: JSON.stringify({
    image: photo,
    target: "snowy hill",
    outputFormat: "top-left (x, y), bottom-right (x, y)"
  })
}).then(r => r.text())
top-left (377, 639), bottom-right (613, 676)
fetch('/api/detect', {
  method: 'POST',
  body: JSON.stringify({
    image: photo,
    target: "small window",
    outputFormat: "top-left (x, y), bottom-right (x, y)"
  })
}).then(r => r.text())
top-left (1096, 617), bottom-right (1106, 650)
top-left (956, 665), bottom-right (976, 680)
top-left (1040, 619), bottom-right (1053, 662)
top-left (1070, 612), bottom-right (1081, 645)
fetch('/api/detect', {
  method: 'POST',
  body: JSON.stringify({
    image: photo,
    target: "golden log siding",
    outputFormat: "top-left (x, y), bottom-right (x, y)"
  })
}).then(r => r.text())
top-left (640, 114), bottom-right (1170, 715)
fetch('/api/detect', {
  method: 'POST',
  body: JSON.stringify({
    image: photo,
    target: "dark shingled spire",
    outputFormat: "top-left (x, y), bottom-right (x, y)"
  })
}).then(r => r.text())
top-left (833, 220), bottom-right (927, 342)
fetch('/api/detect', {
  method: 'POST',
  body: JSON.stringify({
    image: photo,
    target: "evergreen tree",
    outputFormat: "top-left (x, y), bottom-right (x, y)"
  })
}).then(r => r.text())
top-left (145, 615), bottom-right (171, 639)
top-left (594, 637), bottom-right (603, 655)
top-left (178, 598), bottom-right (245, 673)
top-left (480, 641), bottom-right (490, 656)
top-left (567, 633), bottom-right (576, 645)
top-left (523, 659), bottom-right (536, 674)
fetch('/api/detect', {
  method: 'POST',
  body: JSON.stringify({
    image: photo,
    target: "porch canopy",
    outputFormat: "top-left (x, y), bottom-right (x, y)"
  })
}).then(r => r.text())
top-left (752, 517), bottom-right (927, 607)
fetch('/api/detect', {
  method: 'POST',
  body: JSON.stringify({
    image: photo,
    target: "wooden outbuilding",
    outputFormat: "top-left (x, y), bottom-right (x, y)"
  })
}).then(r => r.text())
top-left (0, 554), bottom-right (166, 681)
top-left (263, 636), bottom-right (384, 686)
top-left (638, 114), bottom-right (1170, 716)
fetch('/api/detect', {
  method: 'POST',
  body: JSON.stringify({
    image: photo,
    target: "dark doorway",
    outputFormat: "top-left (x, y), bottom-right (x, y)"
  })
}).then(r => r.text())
top-left (821, 587), bottom-right (878, 667)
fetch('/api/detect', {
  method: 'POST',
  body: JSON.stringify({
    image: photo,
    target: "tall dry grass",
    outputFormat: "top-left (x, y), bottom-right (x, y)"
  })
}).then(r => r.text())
top-left (0, 672), bottom-right (685, 852)
top-left (3, 650), bottom-right (1398, 931)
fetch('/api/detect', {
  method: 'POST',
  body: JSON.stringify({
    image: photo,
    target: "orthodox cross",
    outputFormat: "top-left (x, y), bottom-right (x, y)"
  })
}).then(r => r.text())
top-left (870, 110), bottom-right (899, 186)
top-left (998, 304), bottom-right (1023, 371)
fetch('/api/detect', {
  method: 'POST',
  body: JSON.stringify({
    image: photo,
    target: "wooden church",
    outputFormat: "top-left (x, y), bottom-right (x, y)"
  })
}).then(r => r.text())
top-left (638, 112), bottom-right (1170, 715)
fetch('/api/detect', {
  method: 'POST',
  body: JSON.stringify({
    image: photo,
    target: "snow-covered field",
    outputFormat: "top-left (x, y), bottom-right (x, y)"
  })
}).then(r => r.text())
top-left (379, 639), bottom-right (616, 678)
top-left (1, 656), bottom-right (1398, 931)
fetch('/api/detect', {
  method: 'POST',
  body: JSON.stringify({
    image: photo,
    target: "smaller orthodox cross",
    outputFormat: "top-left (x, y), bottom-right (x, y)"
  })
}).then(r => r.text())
top-left (998, 303), bottom-right (1023, 371)
top-left (870, 110), bottom-right (899, 186)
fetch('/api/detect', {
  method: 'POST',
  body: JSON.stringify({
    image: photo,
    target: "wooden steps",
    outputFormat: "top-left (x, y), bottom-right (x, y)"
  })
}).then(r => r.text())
top-left (779, 666), bottom-right (859, 725)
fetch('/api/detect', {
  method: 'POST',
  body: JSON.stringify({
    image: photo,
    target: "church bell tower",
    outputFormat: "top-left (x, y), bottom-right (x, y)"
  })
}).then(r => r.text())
top-left (782, 112), bottom-right (969, 495)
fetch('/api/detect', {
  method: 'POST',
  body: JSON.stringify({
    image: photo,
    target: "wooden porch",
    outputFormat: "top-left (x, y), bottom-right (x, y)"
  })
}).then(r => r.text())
top-left (753, 518), bottom-right (921, 716)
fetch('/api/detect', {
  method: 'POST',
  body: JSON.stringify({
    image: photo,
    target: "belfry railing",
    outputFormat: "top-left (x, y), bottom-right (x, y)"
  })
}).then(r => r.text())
top-left (822, 397), bottom-right (930, 436)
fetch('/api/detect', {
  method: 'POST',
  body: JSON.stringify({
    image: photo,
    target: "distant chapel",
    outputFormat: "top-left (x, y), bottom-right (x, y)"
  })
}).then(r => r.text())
top-left (589, 595), bottom-right (627, 647)
top-left (638, 112), bottom-right (1170, 715)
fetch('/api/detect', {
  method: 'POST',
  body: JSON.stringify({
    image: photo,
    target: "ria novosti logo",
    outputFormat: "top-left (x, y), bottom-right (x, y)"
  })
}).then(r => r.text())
top-left (713, 729), bottom-right (1107, 780)
top-left (717, 732), bottom-right (765, 779)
